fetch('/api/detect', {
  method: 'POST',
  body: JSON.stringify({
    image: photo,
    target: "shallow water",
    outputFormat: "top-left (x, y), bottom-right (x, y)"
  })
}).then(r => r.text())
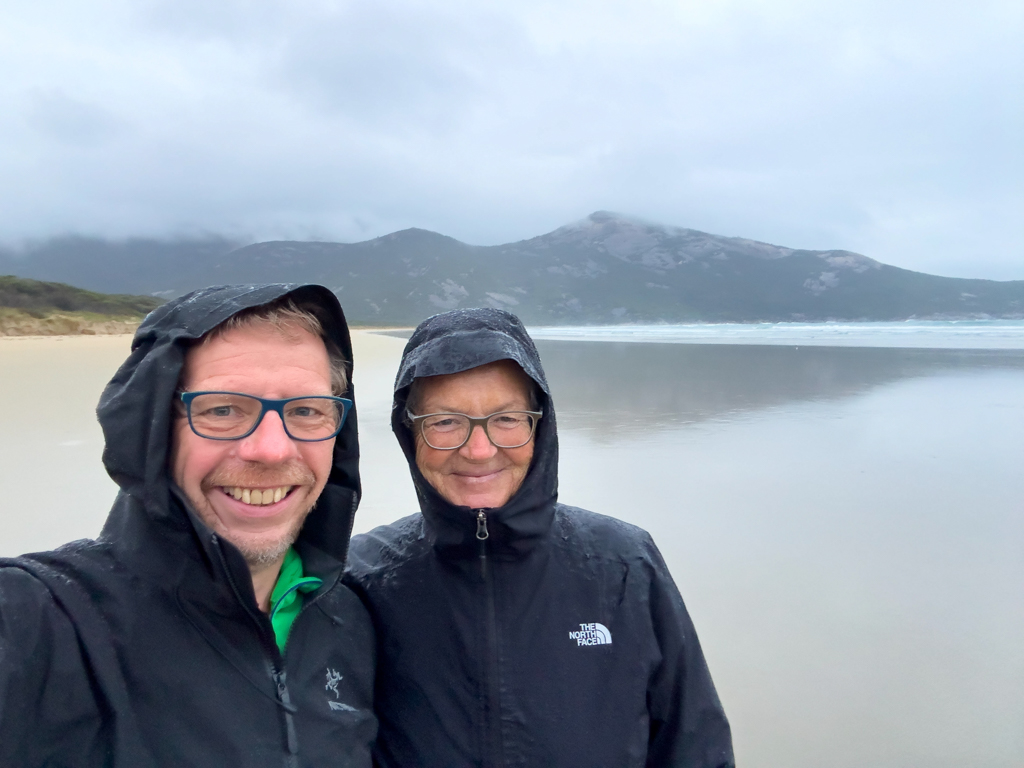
top-left (542, 342), bottom-right (1024, 768)
top-left (1, 331), bottom-right (1022, 767)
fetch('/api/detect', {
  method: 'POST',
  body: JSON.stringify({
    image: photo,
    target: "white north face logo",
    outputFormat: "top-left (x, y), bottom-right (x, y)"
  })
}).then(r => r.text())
top-left (569, 622), bottom-right (612, 646)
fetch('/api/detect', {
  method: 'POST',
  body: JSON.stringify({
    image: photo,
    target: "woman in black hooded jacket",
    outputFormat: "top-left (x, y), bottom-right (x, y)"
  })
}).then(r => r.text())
top-left (347, 308), bottom-right (733, 768)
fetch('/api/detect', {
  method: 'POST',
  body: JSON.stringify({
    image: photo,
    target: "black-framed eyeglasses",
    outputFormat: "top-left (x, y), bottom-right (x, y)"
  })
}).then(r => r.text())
top-left (180, 391), bottom-right (352, 442)
top-left (407, 409), bottom-right (543, 450)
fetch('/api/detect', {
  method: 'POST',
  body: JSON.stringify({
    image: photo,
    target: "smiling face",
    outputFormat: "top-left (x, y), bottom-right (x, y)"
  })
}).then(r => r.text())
top-left (170, 323), bottom-right (336, 566)
top-left (412, 360), bottom-right (536, 509)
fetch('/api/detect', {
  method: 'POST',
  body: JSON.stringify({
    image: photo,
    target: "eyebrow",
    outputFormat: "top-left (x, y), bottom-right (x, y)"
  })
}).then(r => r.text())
top-left (420, 401), bottom-right (530, 414)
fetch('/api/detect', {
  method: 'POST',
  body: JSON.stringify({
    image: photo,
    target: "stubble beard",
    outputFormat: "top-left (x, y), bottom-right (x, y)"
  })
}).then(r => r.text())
top-left (194, 461), bottom-right (320, 568)
top-left (232, 512), bottom-right (310, 567)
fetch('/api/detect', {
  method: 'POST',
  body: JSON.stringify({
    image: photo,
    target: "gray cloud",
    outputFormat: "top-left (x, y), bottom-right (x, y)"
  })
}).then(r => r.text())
top-left (25, 89), bottom-right (124, 147)
top-left (0, 0), bottom-right (1020, 278)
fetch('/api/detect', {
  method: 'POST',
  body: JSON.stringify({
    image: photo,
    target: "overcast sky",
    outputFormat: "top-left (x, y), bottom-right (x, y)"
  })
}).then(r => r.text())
top-left (1, 0), bottom-right (1020, 278)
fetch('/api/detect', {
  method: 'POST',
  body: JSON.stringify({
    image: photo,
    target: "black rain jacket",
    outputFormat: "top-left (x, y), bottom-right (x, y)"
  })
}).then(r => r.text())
top-left (346, 308), bottom-right (733, 768)
top-left (0, 284), bottom-right (376, 767)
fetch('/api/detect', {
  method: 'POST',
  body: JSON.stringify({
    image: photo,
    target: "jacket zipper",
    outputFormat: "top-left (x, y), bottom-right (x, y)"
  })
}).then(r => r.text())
top-left (213, 535), bottom-right (300, 766)
top-left (476, 509), bottom-right (489, 545)
top-left (476, 510), bottom-right (502, 767)
top-left (224, 491), bottom-right (358, 766)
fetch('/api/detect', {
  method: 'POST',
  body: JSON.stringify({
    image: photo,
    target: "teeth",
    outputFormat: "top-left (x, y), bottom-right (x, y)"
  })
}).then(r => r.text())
top-left (224, 486), bottom-right (292, 506)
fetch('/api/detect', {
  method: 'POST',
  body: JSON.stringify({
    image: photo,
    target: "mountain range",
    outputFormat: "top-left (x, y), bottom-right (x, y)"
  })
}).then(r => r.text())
top-left (2, 212), bottom-right (1021, 325)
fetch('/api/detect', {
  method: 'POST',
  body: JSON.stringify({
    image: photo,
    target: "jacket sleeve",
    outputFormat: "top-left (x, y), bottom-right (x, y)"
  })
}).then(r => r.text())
top-left (0, 565), bottom-right (107, 767)
top-left (642, 537), bottom-right (735, 768)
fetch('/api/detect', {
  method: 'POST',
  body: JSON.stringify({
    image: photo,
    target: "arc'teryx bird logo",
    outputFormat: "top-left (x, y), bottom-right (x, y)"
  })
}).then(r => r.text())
top-left (324, 668), bottom-right (357, 712)
top-left (325, 668), bottom-right (343, 698)
top-left (569, 622), bottom-right (612, 646)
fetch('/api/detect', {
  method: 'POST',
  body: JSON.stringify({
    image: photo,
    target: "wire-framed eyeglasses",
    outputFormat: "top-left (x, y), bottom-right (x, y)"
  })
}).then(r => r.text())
top-left (180, 391), bottom-right (352, 442)
top-left (407, 409), bottom-right (543, 450)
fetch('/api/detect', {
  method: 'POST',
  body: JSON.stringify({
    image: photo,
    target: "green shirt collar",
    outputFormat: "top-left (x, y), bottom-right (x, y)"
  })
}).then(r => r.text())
top-left (268, 547), bottom-right (323, 654)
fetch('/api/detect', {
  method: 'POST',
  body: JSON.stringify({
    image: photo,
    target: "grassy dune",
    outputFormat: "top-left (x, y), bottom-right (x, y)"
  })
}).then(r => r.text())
top-left (0, 276), bottom-right (163, 336)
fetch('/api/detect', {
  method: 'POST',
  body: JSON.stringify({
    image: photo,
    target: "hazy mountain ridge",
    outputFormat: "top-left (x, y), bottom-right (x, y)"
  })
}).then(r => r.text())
top-left (0, 236), bottom-right (242, 298)
top-left (1, 212), bottom-right (1021, 324)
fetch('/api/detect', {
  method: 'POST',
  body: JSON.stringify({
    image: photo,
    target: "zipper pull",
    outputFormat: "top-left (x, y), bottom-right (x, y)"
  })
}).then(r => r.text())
top-left (273, 671), bottom-right (298, 714)
top-left (476, 510), bottom-right (489, 541)
top-left (273, 671), bottom-right (300, 755)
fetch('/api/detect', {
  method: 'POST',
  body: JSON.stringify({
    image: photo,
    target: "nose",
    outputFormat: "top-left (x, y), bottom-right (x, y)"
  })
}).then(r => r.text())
top-left (236, 411), bottom-right (299, 464)
top-left (459, 424), bottom-right (497, 460)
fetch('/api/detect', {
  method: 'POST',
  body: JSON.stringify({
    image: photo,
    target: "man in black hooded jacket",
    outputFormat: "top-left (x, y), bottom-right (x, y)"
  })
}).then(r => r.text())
top-left (347, 308), bottom-right (733, 767)
top-left (0, 284), bottom-right (376, 767)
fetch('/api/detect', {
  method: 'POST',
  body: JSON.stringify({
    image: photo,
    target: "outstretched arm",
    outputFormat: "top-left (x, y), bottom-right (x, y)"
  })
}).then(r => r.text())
top-left (0, 565), bottom-right (107, 767)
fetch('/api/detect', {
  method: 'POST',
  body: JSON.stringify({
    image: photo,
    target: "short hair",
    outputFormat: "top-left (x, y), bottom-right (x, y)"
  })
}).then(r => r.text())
top-left (405, 360), bottom-right (540, 417)
top-left (197, 296), bottom-right (349, 396)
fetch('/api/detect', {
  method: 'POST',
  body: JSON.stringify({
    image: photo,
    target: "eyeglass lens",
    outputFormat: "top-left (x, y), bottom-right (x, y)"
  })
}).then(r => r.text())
top-left (420, 412), bottom-right (537, 449)
top-left (187, 393), bottom-right (342, 440)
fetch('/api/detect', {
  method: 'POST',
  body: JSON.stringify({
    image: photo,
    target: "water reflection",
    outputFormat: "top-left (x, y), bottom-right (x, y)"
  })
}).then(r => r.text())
top-left (535, 341), bottom-right (1024, 431)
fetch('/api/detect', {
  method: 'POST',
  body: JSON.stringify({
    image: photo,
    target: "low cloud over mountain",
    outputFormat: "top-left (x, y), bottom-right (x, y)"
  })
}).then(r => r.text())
top-left (3, 212), bottom-right (1021, 324)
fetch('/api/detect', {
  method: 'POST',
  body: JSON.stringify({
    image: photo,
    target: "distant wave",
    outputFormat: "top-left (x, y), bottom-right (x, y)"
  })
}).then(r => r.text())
top-left (527, 321), bottom-right (1024, 349)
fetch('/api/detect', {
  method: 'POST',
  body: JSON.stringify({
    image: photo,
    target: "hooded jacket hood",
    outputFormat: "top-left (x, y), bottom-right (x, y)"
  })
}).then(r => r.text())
top-left (97, 283), bottom-right (360, 571)
top-left (0, 283), bottom-right (378, 767)
top-left (392, 307), bottom-right (557, 559)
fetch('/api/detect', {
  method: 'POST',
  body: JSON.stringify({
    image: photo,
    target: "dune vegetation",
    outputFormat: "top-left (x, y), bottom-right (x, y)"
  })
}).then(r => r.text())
top-left (0, 275), bottom-right (162, 336)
